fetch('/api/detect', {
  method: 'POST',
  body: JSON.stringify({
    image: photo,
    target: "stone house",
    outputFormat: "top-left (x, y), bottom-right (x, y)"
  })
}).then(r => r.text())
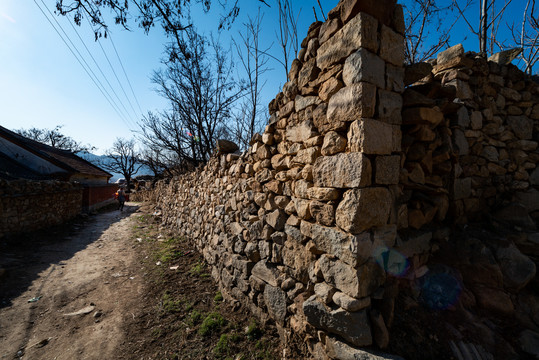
top-left (0, 125), bottom-right (116, 212)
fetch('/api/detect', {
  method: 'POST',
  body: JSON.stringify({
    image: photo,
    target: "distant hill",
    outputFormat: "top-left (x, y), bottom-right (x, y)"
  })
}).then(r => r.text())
top-left (78, 152), bottom-right (153, 182)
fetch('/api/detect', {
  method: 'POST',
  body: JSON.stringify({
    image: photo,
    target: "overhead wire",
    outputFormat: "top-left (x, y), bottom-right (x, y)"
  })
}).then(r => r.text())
top-left (85, 16), bottom-right (141, 123)
top-left (32, 0), bottom-right (135, 129)
top-left (109, 35), bottom-right (145, 115)
top-left (64, 14), bottom-right (139, 128)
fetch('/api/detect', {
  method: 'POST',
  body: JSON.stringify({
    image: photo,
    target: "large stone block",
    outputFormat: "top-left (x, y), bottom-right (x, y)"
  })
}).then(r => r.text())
top-left (378, 90), bottom-right (402, 124)
top-left (338, 0), bottom-right (396, 26)
top-left (313, 153), bottom-right (372, 188)
top-left (437, 44), bottom-right (464, 66)
top-left (343, 49), bottom-right (385, 88)
top-left (317, 12), bottom-right (378, 70)
top-left (311, 223), bottom-right (372, 267)
top-left (319, 255), bottom-right (385, 299)
top-left (379, 25), bottom-right (404, 66)
top-left (336, 188), bottom-right (392, 233)
top-left (348, 119), bottom-right (394, 155)
top-left (303, 295), bottom-right (373, 347)
top-left (327, 82), bottom-right (376, 123)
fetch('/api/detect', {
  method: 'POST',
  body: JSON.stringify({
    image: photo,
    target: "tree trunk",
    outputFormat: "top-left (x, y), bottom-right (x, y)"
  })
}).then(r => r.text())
top-left (480, 0), bottom-right (488, 56)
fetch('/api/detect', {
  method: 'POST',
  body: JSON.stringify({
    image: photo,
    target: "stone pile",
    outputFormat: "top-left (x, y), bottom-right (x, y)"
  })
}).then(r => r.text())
top-left (0, 179), bottom-right (82, 238)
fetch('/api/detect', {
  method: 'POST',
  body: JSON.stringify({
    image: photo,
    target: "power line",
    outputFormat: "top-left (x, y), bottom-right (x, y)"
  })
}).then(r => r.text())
top-left (37, 0), bottom-right (137, 129)
top-left (33, 0), bottom-right (135, 130)
top-left (64, 16), bottom-right (139, 128)
top-left (109, 35), bottom-right (145, 115)
top-left (85, 17), bottom-right (141, 123)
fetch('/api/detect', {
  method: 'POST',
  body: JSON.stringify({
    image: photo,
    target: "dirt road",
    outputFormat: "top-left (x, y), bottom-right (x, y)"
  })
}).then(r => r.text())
top-left (0, 204), bottom-right (144, 360)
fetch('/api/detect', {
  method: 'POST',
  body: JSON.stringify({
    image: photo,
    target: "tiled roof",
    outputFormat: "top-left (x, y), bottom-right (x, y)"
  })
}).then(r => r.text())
top-left (0, 152), bottom-right (52, 180)
top-left (0, 125), bottom-right (112, 179)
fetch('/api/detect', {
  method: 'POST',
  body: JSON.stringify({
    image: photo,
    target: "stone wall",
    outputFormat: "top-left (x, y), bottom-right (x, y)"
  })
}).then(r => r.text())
top-left (400, 44), bottom-right (539, 231)
top-left (0, 179), bottom-right (82, 238)
top-left (139, 0), bottom-right (539, 358)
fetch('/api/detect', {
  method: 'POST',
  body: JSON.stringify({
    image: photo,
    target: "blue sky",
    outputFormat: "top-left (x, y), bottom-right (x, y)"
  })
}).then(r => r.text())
top-left (0, 0), bottom-right (527, 154)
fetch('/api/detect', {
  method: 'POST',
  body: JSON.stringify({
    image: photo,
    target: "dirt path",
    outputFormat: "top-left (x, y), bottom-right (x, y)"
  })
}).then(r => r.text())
top-left (0, 203), bottom-right (144, 360)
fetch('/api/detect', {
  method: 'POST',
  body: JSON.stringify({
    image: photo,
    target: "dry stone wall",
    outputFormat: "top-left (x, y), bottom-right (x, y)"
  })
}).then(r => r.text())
top-left (0, 179), bottom-right (83, 238)
top-left (400, 44), bottom-right (539, 232)
top-left (141, 0), bottom-right (539, 358)
top-left (146, 1), bottom-right (408, 358)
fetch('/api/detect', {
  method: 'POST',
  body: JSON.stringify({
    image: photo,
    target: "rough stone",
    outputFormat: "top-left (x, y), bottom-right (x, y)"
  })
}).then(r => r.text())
top-left (313, 153), bottom-right (372, 188)
top-left (437, 44), bottom-right (464, 66)
top-left (314, 282), bottom-right (336, 304)
top-left (343, 49), bottom-right (385, 88)
top-left (375, 156), bottom-right (401, 185)
top-left (319, 77), bottom-right (344, 103)
top-left (379, 25), bottom-right (404, 66)
top-left (348, 119), bottom-right (394, 155)
top-left (319, 255), bottom-right (385, 299)
top-left (519, 330), bottom-right (539, 357)
top-left (507, 115), bottom-right (533, 140)
top-left (333, 292), bottom-right (371, 311)
top-left (336, 188), bottom-right (392, 234)
top-left (309, 201), bottom-right (336, 226)
top-left (327, 82), bottom-right (377, 122)
top-left (404, 62), bottom-right (432, 85)
top-left (302, 295), bottom-right (373, 346)
top-left (266, 209), bottom-right (287, 231)
top-left (295, 95), bottom-right (319, 112)
top-left (402, 107), bottom-right (444, 126)
top-left (338, 0), bottom-right (396, 26)
top-left (326, 336), bottom-right (405, 360)
top-left (496, 243), bottom-right (536, 292)
top-left (317, 12), bottom-right (379, 70)
top-left (264, 285), bottom-right (287, 324)
top-left (311, 223), bottom-right (372, 267)
top-left (378, 90), bottom-right (403, 124)
top-left (286, 121), bottom-right (317, 143)
top-left (321, 131), bottom-right (347, 156)
top-left (251, 261), bottom-right (280, 287)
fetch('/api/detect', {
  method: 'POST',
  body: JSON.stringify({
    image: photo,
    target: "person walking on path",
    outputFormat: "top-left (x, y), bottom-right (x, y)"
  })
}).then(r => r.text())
top-left (117, 186), bottom-right (126, 211)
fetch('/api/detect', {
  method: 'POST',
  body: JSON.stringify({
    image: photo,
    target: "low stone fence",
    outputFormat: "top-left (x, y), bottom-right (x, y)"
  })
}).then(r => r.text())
top-left (0, 179), bottom-right (82, 238)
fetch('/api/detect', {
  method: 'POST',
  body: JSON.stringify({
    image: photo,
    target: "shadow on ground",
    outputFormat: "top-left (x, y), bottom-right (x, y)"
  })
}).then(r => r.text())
top-left (0, 203), bottom-right (138, 309)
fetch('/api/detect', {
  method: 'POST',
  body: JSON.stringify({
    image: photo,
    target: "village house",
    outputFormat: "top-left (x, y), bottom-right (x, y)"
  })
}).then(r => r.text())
top-left (0, 125), bottom-right (117, 212)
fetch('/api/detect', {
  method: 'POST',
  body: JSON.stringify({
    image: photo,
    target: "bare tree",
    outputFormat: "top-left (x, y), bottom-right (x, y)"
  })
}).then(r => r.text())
top-left (140, 26), bottom-right (244, 163)
top-left (404, 0), bottom-right (464, 64)
top-left (453, 0), bottom-right (513, 57)
top-left (232, 11), bottom-right (270, 148)
top-left (16, 125), bottom-right (95, 153)
top-left (102, 138), bottom-right (142, 190)
top-left (277, 0), bottom-right (300, 80)
top-left (506, 0), bottom-right (539, 74)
